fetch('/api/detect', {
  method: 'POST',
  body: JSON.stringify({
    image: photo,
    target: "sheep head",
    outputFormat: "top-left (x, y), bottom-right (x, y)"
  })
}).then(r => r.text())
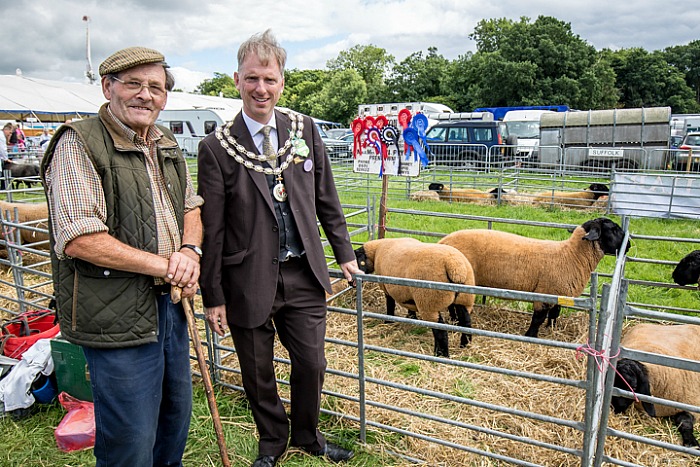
top-left (672, 250), bottom-right (700, 286)
top-left (586, 183), bottom-right (609, 200)
top-left (611, 358), bottom-right (656, 417)
top-left (354, 246), bottom-right (374, 274)
top-left (580, 217), bottom-right (630, 255)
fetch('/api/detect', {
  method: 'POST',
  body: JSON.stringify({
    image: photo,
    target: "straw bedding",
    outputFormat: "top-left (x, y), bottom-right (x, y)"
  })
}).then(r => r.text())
top-left (2, 266), bottom-right (697, 466)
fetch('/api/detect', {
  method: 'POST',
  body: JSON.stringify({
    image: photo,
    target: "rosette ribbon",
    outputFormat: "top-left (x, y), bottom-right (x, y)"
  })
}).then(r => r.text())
top-left (351, 117), bottom-right (364, 158)
top-left (402, 127), bottom-right (429, 167)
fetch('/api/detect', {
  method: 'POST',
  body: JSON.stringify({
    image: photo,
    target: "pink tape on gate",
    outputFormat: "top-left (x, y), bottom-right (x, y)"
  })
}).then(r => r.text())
top-left (575, 342), bottom-right (639, 402)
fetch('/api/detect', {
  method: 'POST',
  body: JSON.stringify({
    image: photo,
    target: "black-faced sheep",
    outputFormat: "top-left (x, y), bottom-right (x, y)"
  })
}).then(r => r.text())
top-left (354, 237), bottom-right (476, 358)
top-left (438, 217), bottom-right (629, 338)
top-left (4, 160), bottom-right (41, 189)
top-left (409, 190), bottom-right (441, 202)
top-left (531, 183), bottom-right (609, 208)
top-left (672, 250), bottom-right (700, 287)
top-left (428, 182), bottom-right (500, 203)
top-left (0, 200), bottom-right (50, 249)
top-left (612, 323), bottom-right (700, 448)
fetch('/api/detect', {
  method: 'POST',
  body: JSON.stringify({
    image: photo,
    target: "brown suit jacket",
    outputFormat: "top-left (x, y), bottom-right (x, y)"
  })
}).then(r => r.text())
top-left (197, 109), bottom-right (355, 328)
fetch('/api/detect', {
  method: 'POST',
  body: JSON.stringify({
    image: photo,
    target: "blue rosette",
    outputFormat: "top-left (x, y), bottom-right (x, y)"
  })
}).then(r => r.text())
top-left (403, 127), bottom-right (429, 167)
top-left (411, 113), bottom-right (430, 148)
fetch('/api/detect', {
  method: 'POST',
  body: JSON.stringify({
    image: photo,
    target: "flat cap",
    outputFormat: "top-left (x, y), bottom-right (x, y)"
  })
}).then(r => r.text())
top-left (99, 46), bottom-right (168, 76)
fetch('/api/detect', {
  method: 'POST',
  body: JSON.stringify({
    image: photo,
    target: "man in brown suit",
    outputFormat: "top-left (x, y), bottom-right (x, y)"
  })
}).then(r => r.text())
top-left (197, 30), bottom-right (360, 467)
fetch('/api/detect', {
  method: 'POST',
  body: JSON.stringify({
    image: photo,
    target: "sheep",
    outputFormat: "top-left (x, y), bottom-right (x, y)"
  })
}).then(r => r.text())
top-left (672, 250), bottom-right (700, 287)
top-left (428, 182), bottom-right (500, 203)
top-left (531, 183), bottom-right (609, 208)
top-left (0, 200), bottom-right (50, 249)
top-left (410, 190), bottom-right (441, 202)
top-left (354, 237), bottom-right (476, 357)
top-left (489, 188), bottom-right (533, 206)
top-left (611, 323), bottom-right (700, 448)
top-left (590, 195), bottom-right (609, 211)
top-left (4, 160), bottom-right (41, 189)
top-left (438, 217), bottom-right (629, 338)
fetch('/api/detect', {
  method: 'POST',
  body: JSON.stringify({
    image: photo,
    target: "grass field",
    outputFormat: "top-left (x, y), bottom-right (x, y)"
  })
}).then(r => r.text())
top-left (2, 163), bottom-right (699, 465)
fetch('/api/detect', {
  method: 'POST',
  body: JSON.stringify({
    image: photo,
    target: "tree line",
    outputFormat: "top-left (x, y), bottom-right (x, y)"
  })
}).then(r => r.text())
top-left (194, 16), bottom-right (700, 125)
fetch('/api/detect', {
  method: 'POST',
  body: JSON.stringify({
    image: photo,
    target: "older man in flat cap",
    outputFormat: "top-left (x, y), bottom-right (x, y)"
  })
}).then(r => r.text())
top-left (41, 46), bottom-right (203, 466)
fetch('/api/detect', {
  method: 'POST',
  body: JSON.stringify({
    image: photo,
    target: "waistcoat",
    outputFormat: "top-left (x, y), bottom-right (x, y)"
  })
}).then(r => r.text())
top-left (41, 107), bottom-right (187, 348)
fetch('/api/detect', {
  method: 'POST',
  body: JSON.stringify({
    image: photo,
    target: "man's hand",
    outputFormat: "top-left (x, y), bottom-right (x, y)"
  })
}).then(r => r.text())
top-left (340, 259), bottom-right (361, 287)
top-left (167, 250), bottom-right (200, 298)
top-left (204, 305), bottom-right (228, 336)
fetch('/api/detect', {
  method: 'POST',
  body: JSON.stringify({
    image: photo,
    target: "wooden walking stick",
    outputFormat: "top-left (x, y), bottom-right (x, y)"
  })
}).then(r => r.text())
top-left (171, 286), bottom-right (231, 467)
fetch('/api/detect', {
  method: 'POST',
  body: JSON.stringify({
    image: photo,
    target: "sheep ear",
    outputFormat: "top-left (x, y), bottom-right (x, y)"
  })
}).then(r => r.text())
top-left (629, 361), bottom-right (656, 417)
top-left (636, 374), bottom-right (656, 417)
top-left (582, 224), bottom-right (601, 242)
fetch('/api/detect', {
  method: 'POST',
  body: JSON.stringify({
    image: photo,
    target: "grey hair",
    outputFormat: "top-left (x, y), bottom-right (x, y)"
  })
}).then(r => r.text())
top-left (237, 29), bottom-right (287, 75)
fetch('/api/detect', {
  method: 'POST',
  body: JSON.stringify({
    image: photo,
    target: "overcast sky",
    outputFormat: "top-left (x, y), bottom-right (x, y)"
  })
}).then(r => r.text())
top-left (2, 0), bottom-right (698, 92)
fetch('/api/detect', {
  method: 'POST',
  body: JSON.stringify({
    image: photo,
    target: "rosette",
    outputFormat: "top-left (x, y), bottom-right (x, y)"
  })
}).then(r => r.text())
top-left (403, 127), bottom-right (429, 167)
top-left (352, 117), bottom-right (365, 158)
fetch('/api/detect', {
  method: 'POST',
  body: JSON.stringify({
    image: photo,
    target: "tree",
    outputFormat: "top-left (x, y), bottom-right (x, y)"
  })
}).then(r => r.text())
top-left (663, 41), bottom-right (700, 107)
top-left (386, 47), bottom-right (452, 106)
top-left (465, 16), bottom-right (618, 110)
top-left (305, 69), bottom-right (367, 125)
top-left (327, 44), bottom-right (394, 103)
top-left (194, 72), bottom-right (238, 98)
top-left (607, 48), bottom-right (699, 113)
top-left (278, 68), bottom-right (328, 115)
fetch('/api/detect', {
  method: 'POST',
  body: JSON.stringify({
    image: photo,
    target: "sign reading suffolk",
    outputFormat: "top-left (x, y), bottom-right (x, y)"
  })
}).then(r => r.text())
top-left (588, 148), bottom-right (625, 158)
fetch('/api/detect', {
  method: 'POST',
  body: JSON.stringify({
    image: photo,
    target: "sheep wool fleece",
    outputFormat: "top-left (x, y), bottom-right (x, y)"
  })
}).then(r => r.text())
top-left (41, 111), bottom-right (188, 348)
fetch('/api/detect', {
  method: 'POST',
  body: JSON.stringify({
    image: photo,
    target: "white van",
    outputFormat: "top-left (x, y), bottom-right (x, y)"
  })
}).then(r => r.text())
top-left (502, 110), bottom-right (555, 161)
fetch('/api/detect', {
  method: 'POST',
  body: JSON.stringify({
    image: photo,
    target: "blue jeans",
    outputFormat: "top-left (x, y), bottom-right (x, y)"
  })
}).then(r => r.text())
top-left (82, 293), bottom-right (192, 467)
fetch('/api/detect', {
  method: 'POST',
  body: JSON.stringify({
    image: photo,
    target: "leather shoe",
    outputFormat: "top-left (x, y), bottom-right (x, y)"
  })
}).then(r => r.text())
top-left (308, 442), bottom-right (354, 462)
top-left (252, 455), bottom-right (278, 467)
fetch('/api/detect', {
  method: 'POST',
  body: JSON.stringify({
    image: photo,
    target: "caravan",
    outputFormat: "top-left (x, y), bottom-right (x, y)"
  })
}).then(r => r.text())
top-left (157, 105), bottom-right (242, 156)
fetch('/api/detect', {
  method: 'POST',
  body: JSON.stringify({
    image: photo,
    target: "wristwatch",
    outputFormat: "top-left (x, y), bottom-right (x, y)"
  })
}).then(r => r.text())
top-left (179, 244), bottom-right (202, 257)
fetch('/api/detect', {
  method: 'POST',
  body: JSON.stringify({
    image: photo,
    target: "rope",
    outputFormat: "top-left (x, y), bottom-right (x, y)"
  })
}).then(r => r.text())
top-left (575, 341), bottom-right (639, 402)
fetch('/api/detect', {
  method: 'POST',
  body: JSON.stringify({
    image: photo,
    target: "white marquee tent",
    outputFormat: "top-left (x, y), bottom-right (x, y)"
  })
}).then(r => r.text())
top-left (0, 74), bottom-right (243, 124)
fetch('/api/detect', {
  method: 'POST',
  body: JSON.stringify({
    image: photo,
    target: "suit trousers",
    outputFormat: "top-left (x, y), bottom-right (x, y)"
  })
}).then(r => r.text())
top-left (230, 255), bottom-right (328, 457)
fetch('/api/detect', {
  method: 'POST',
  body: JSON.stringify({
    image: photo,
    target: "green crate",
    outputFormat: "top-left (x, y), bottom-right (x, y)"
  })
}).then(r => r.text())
top-left (50, 338), bottom-right (93, 402)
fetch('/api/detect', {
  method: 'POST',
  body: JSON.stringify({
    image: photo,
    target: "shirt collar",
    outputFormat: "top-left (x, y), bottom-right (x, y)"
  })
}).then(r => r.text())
top-left (242, 111), bottom-right (277, 136)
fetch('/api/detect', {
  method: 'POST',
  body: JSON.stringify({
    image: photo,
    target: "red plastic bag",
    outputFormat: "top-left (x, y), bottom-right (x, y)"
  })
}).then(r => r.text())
top-left (54, 391), bottom-right (95, 452)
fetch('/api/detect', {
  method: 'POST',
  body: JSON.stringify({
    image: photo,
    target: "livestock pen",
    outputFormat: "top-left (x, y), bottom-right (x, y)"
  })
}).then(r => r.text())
top-left (2, 179), bottom-right (700, 465)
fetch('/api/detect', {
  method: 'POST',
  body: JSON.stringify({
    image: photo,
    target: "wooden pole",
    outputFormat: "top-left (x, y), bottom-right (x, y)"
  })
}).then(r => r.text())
top-left (171, 287), bottom-right (231, 467)
top-left (377, 174), bottom-right (389, 239)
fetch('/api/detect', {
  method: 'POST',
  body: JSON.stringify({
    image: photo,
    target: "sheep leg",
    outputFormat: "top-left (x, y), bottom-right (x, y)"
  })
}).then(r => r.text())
top-left (432, 314), bottom-right (450, 358)
top-left (384, 294), bottom-right (396, 324)
top-left (546, 304), bottom-right (561, 328)
top-left (673, 412), bottom-right (700, 448)
top-left (449, 304), bottom-right (472, 347)
top-left (385, 294), bottom-right (396, 316)
top-left (525, 305), bottom-right (548, 338)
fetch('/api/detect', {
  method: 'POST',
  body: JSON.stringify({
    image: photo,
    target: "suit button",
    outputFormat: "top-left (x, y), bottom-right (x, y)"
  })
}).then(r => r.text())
top-left (272, 258), bottom-right (279, 265)
top-left (272, 226), bottom-right (278, 232)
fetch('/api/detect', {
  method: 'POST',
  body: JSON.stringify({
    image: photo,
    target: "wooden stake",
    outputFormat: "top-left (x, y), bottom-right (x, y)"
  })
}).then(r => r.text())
top-left (171, 287), bottom-right (231, 467)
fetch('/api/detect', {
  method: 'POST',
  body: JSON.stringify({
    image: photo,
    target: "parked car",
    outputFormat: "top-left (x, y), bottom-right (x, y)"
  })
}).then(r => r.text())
top-left (424, 120), bottom-right (518, 169)
top-left (326, 128), bottom-right (352, 139)
top-left (675, 132), bottom-right (700, 170)
top-left (316, 123), bottom-right (352, 161)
